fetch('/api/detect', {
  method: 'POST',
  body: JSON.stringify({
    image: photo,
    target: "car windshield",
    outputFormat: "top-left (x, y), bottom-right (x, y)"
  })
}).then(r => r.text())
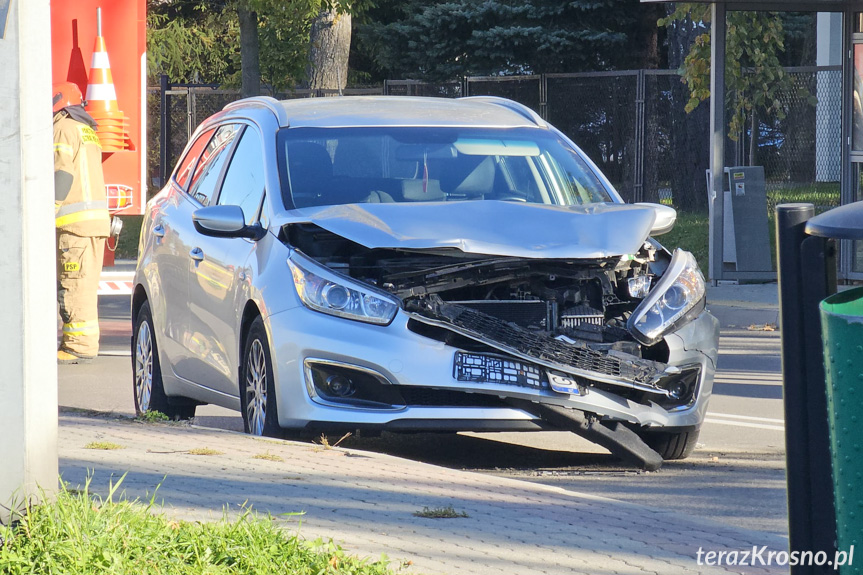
top-left (277, 127), bottom-right (614, 209)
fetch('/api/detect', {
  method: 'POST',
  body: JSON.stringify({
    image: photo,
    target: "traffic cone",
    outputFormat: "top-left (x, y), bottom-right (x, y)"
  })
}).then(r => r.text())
top-left (84, 8), bottom-right (131, 152)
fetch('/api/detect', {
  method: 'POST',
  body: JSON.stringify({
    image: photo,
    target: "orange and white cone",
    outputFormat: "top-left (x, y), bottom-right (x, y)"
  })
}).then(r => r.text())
top-left (84, 8), bottom-right (130, 151)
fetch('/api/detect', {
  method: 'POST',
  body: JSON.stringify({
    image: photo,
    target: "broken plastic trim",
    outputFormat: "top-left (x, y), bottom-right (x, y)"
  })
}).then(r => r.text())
top-left (405, 296), bottom-right (674, 395)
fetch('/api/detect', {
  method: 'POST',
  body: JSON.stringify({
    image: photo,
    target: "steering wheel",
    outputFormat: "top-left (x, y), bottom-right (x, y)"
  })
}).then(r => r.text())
top-left (494, 195), bottom-right (528, 202)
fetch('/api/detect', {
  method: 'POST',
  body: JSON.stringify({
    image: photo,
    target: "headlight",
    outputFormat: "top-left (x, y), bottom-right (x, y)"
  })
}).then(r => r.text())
top-left (288, 253), bottom-right (399, 325)
top-left (627, 249), bottom-right (706, 346)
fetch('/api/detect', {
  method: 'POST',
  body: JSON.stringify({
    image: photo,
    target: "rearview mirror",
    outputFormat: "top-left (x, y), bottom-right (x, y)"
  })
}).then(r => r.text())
top-left (635, 203), bottom-right (677, 236)
top-left (193, 205), bottom-right (265, 240)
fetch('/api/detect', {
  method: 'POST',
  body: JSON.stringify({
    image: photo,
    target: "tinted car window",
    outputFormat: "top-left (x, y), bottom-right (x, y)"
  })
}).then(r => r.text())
top-left (187, 124), bottom-right (241, 206)
top-left (277, 127), bottom-right (612, 209)
top-left (174, 128), bottom-right (215, 190)
top-left (218, 127), bottom-right (266, 225)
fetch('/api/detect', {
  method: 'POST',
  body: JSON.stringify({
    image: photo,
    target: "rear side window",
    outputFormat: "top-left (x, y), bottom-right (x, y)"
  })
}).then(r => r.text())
top-left (218, 127), bottom-right (267, 225)
top-left (187, 124), bottom-right (241, 206)
top-left (174, 128), bottom-right (215, 190)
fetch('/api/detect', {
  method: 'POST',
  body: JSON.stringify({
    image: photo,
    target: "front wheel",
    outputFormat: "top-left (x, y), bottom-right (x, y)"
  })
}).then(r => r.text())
top-left (240, 316), bottom-right (283, 437)
top-left (132, 300), bottom-right (195, 420)
top-left (640, 429), bottom-right (700, 460)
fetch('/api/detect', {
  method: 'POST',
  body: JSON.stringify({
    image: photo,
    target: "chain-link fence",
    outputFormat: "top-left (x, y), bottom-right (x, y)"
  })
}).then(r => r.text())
top-left (148, 82), bottom-right (383, 190)
top-left (148, 68), bottom-right (842, 219)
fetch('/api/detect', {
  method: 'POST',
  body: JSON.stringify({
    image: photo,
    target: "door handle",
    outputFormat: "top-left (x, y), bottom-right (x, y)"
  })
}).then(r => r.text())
top-left (189, 247), bottom-right (204, 261)
top-left (153, 224), bottom-right (165, 238)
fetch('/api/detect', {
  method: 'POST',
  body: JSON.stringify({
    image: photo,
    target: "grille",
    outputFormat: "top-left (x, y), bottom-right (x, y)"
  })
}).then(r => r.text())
top-left (448, 306), bottom-right (623, 377)
top-left (424, 299), bottom-right (664, 384)
top-left (399, 387), bottom-right (509, 408)
top-left (454, 300), bottom-right (548, 329)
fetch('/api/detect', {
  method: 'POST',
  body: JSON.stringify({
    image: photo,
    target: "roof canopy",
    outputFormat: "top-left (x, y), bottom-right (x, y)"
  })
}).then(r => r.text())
top-left (641, 0), bottom-right (846, 6)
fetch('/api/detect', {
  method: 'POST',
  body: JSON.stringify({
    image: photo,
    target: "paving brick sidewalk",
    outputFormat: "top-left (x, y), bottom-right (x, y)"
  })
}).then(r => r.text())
top-left (59, 413), bottom-right (789, 575)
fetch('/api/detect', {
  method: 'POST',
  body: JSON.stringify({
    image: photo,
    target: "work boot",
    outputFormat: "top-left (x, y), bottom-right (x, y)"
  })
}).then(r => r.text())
top-left (57, 349), bottom-right (96, 364)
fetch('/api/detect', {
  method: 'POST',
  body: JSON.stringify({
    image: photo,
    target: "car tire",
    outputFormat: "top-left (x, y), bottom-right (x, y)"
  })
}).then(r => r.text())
top-left (641, 429), bottom-right (700, 460)
top-left (132, 300), bottom-right (196, 420)
top-left (240, 316), bottom-right (283, 438)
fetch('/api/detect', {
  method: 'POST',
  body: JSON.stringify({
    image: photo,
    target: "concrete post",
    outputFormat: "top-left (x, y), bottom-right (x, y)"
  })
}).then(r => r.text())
top-left (0, 0), bottom-right (59, 523)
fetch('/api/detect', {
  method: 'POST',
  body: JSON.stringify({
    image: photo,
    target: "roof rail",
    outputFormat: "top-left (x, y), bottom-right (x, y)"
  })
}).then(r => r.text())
top-left (459, 96), bottom-right (546, 128)
top-left (223, 96), bottom-right (289, 127)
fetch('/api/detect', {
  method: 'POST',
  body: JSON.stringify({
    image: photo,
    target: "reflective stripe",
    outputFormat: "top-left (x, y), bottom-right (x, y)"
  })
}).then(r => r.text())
top-left (85, 83), bottom-right (117, 102)
top-left (90, 51), bottom-right (111, 69)
top-left (54, 142), bottom-right (74, 156)
top-left (63, 321), bottom-right (100, 336)
top-left (55, 208), bottom-right (110, 228)
top-left (55, 200), bottom-right (108, 218)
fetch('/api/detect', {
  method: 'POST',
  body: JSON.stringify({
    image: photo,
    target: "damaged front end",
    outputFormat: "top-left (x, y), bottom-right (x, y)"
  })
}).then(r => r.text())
top-left (284, 222), bottom-right (708, 413)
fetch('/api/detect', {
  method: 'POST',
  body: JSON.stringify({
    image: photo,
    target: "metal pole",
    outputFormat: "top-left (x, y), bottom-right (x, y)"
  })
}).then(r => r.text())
top-left (634, 69), bottom-right (646, 204)
top-left (799, 235), bottom-right (838, 575)
top-left (709, 2), bottom-right (727, 283)
top-left (776, 203), bottom-right (817, 574)
top-left (539, 74), bottom-right (548, 121)
top-left (159, 74), bottom-right (169, 185)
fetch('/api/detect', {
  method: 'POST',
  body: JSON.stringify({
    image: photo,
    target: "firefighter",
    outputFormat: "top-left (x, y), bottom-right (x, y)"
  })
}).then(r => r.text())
top-left (53, 82), bottom-right (110, 364)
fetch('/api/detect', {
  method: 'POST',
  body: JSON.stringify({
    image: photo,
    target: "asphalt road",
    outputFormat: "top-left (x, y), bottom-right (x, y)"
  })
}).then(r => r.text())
top-left (61, 291), bottom-right (787, 538)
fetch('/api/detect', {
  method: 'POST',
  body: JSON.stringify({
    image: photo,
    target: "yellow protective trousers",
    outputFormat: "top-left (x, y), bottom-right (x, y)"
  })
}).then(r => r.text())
top-left (57, 231), bottom-right (105, 357)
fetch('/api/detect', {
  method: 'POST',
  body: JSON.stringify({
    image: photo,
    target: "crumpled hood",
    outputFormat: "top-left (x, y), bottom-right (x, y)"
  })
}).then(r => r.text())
top-left (290, 201), bottom-right (657, 259)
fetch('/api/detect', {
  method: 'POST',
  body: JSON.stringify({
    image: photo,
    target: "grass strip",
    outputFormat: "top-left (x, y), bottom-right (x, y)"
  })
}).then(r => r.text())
top-left (0, 477), bottom-right (394, 574)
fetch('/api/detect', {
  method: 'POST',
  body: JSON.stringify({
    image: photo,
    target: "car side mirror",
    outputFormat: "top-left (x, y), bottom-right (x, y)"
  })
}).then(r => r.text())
top-left (193, 205), bottom-right (265, 240)
top-left (635, 202), bottom-right (677, 236)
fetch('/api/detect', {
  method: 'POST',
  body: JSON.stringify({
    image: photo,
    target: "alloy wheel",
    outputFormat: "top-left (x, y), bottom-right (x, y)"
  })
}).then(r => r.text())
top-left (245, 338), bottom-right (268, 436)
top-left (134, 321), bottom-right (153, 411)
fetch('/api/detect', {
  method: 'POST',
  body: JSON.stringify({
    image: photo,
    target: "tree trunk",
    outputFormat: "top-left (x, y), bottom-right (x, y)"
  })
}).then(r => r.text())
top-left (639, 4), bottom-right (664, 69)
top-left (237, 7), bottom-right (261, 98)
top-left (748, 109), bottom-right (758, 166)
top-left (307, 8), bottom-right (351, 95)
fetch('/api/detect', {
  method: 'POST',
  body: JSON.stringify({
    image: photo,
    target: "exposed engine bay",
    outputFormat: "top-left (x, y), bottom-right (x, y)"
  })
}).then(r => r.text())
top-left (283, 223), bottom-right (697, 407)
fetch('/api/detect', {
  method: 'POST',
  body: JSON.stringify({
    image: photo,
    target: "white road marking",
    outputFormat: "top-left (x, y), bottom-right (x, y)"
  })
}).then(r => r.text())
top-left (708, 412), bottom-right (785, 424)
top-left (704, 417), bottom-right (785, 431)
top-left (99, 350), bottom-right (131, 357)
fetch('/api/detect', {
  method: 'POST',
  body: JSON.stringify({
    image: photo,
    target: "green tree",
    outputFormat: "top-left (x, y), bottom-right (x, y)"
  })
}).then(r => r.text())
top-left (356, 0), bottom-right (662, 82)
top-left (146, 7), bottom-right (240, 84)
top-left (147, 0), bottom-right (320, 91)
top-left (659, 6), bottom-right (799, 165)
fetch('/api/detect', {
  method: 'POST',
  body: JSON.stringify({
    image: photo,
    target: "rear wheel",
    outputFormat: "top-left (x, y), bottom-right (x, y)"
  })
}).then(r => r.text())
top-left (240, 316), bottom-right (283, 437)
top-left (640, 429), bottom-right (700, 460)
top-left (132, 300), bottom-right (196, 420)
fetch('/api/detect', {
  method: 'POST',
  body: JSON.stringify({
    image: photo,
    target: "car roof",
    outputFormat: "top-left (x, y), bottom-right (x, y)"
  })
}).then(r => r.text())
top-left (223, 96), bottom-right (548, 130)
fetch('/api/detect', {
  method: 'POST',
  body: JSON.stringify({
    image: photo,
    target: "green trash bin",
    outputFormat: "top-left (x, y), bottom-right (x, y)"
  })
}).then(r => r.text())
top-left (821, 286), bottom-right (863, 574)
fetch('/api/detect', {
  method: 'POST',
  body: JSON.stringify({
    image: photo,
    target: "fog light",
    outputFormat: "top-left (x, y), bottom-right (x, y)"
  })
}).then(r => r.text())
top-left (326, 375), bottom-right (355, 397)
top-left (668, 381), bottom-right (688, 400)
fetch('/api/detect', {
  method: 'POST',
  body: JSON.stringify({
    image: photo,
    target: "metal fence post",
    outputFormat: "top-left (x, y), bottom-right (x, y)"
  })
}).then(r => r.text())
top-left (186, 86), bottom-right (193, 142)
top-left (539, 74), bottom-right (548, 121)
top-left (633, 69), bottom-right (646, 204)
top-left (159, 74), bottom-right (169, 186)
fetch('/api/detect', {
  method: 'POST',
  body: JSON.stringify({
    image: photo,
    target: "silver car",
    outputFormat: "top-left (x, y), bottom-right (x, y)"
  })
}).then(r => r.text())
top-left (132, 96), bottom-right (718, 466)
